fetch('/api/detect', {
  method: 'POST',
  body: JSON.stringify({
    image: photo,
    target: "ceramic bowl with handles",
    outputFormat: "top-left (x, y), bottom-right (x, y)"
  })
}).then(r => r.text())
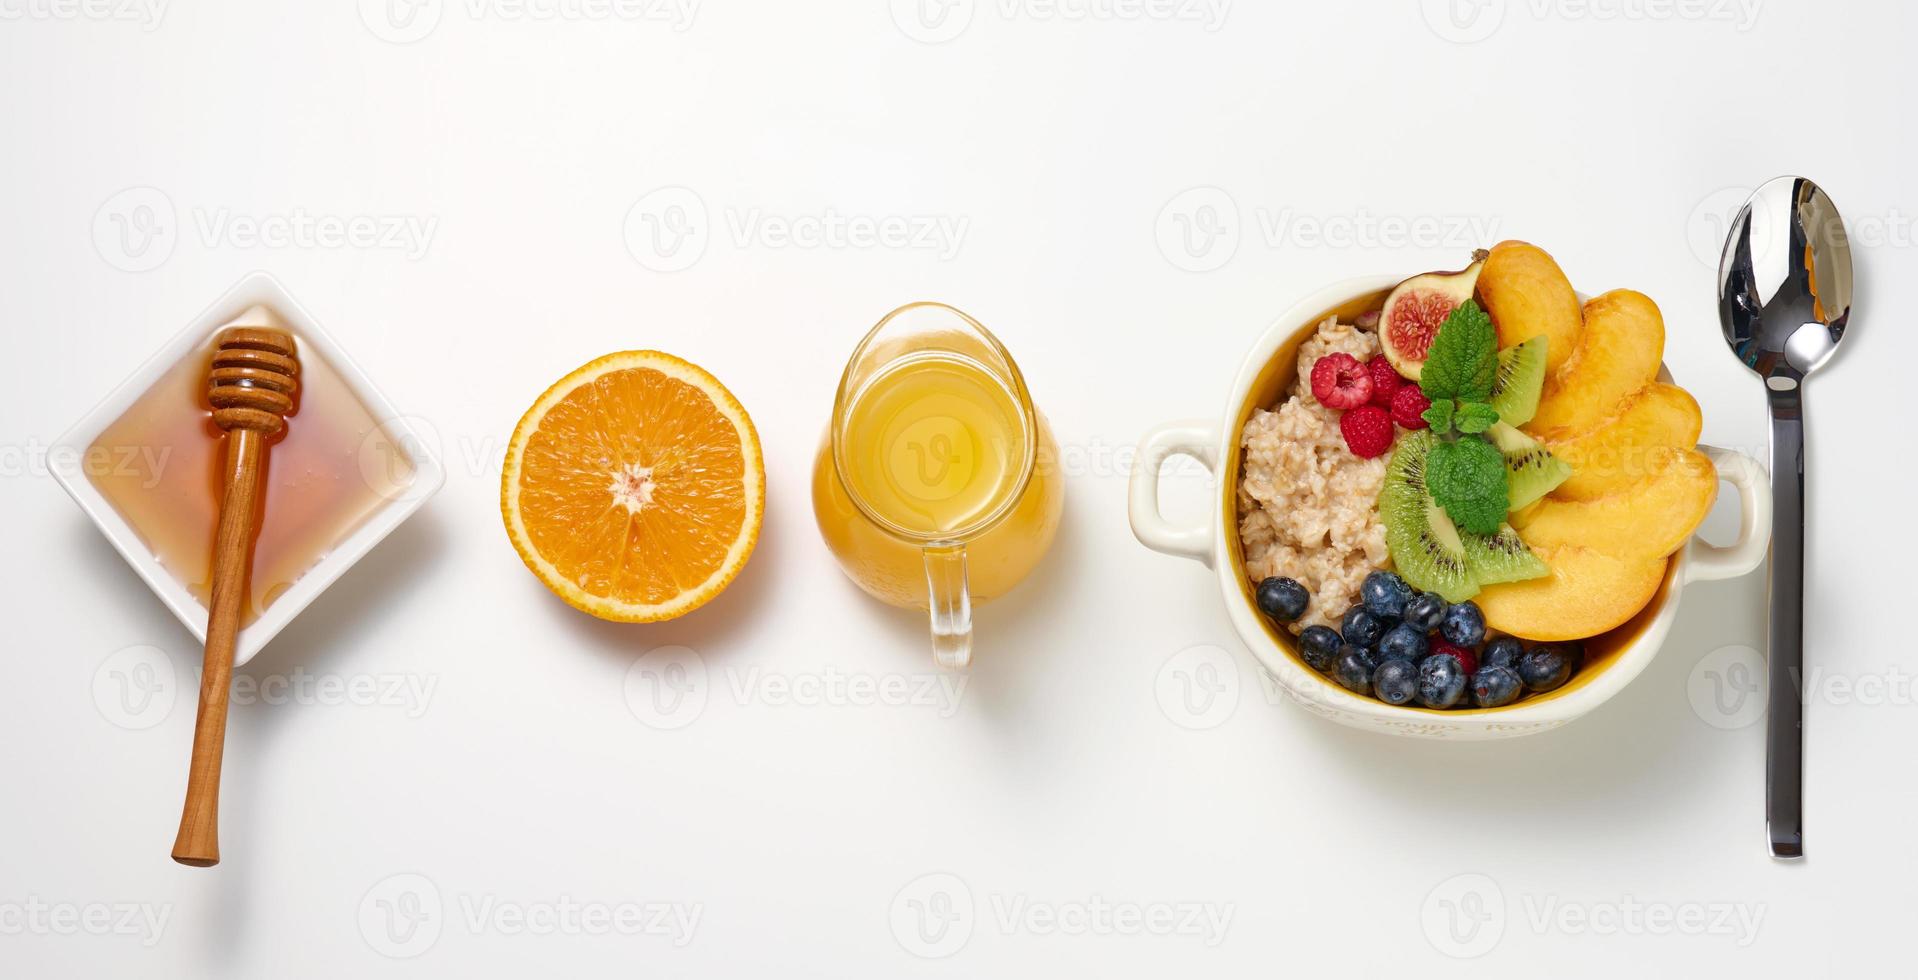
top-left (1128, 276), bottom-right (1772, 739)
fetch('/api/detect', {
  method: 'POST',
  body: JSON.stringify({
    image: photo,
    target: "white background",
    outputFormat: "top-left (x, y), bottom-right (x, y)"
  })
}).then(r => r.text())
top-left (0, 0), bottom-right (1908, 975)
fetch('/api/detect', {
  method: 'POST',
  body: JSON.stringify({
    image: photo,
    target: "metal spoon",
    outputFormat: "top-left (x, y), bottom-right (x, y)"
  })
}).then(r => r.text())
top-left (1716, 176), bottom-right (1853, 860)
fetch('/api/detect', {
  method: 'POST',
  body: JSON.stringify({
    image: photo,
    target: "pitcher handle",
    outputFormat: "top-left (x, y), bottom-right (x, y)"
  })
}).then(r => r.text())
top-left (925, 545), bottom-right (972, 668)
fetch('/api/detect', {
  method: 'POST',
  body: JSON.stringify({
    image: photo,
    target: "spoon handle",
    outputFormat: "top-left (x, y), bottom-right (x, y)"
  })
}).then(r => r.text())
top-left (1766, 396), bottom-right (1805, 859)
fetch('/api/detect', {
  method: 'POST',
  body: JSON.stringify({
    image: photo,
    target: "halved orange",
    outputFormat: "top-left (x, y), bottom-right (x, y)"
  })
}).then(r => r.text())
top-left (501, 351), bottom-right (764, 622)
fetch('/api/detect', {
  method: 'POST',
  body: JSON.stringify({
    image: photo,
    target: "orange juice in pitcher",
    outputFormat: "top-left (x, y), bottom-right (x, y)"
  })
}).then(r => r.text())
top-left (812, 302), bottom-right (1063, 666)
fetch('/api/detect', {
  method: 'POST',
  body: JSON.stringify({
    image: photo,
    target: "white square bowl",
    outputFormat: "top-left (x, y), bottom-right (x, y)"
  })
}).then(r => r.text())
top-left (49, 272), bottom-right (445, 666)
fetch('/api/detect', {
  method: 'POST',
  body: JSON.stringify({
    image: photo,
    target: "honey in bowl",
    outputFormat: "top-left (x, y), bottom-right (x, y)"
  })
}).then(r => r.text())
top-left (86, 305), bottom-right (414, 626)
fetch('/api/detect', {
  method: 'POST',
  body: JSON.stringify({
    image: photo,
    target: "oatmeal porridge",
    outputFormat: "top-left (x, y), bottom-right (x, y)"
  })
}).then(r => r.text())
top-left (1237, 315), bottom-right (1391, 632)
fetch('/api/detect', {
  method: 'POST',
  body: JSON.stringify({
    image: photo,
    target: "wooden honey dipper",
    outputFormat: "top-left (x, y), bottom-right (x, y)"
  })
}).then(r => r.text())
top-left (171, 323), bottom-right (299, 867)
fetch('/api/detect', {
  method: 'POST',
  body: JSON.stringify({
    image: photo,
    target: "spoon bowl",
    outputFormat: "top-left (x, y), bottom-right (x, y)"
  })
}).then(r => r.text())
top-left (1716, 175), bottom-right (1853, 860)
top-left (1719, 177), bottom-right (1853, 385)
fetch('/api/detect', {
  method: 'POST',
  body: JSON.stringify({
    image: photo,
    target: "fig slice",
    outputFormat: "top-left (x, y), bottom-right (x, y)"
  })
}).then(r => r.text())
top-left (1378, 251), bottom-right (1487, 381)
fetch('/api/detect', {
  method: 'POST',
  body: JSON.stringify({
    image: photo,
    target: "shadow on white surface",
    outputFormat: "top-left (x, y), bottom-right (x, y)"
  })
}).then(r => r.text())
top-left (61, 505), bottom-right (451, 962)
top-left (206, 511), bottom-right (447, 960)
top-left (1257, 567), bottom-right (1771, 840)
top-left (790, 477), bottom-right (1091, 721)
top-left (543, 502), bottom-right (787, 670)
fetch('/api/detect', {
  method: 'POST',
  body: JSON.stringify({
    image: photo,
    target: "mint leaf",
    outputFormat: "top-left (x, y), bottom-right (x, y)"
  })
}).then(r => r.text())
top-left (1421, 399), bottom-right (1455, 434)
top-left (1455, 401), bottom-right (1500, 434)
top-left (1426, 436), bottom-right (1508, 535)
top-left (1418, 300), bottom-right (1499, 403)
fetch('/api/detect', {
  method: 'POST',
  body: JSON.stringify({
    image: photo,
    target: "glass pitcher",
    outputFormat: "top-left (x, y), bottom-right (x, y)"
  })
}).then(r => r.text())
top-left (811, 302), bottom-right (1063, 667)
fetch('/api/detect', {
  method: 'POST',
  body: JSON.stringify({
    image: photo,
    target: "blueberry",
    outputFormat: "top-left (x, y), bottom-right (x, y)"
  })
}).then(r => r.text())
top-left (1340, 607), bottom-right (1386, 648)
top-left (1517, 645), bottom-right (1573, 693)
top-left (1402, 592), bottom-right (1448, 632)
top-left (1471, 666), bottom-right (1523, 708)
top-left (1481, 636), bottom-right (1526, 671)
top-left (1439, 601), bottom-right (1486, 647)
top-left (1373, 659), bottom-right (1419, 705)
top-left (1333, 645), bottom-right (1380, 694)
top-left (1416, 655), bottom-right (1467, 709)
top-left (1361, 571), bottom-right (1414, 619)
top-left (1377, 623), bottom-right (1429, 662)
top-left (1552, 640), bottom-right (1587, 673)
top-left (1256, 576), bottom-right (1310, 622)
top-left (1297, 625), bottom-right (1342, 672)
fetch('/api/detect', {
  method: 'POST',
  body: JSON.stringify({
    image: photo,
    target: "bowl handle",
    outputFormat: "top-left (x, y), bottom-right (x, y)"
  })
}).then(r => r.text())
top-left (1129, 420), bottom-right (1219, 567)
top-left (1685, 444), bottom-right (1772, 584)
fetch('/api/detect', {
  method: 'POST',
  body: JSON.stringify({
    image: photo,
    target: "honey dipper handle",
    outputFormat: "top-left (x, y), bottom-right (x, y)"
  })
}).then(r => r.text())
top-left (171, 427), bottom-right (265, 867)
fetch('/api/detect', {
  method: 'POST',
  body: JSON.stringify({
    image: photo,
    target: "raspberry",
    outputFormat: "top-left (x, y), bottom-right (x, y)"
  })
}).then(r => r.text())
top-left (1310, 353), bottom-right (1373, 409)
top-left (1338, 405), bottom-right (1395, 458)
top-left (1431, 640), bottom-right (1477, 676)
top-left (1391, 384), bottom-right (1431, 429)
top-left (1366, 357), bottom-right (1402, 407)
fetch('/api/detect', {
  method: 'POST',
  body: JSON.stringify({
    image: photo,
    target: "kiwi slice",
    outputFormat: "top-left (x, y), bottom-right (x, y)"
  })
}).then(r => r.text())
top-left (1487, 422), bottom-right (1571, 511)
top-left (1461, 522), bottom-right (1549, 585)
top-left (1381, 432), bottom-right (1480, 603)
top-left (1488, 335), bottom-right (1548, 427)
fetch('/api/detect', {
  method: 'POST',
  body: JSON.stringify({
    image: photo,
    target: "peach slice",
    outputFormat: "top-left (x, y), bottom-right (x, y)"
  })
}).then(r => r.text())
top-left (1477, 545), bottom-right (1669, 642)
top-left (1509, 448), bottom-right (1717, 562)
top-left (1476, 241), bottom-right (1583, 373)
top-left (1525, 289), bottom-right (1665, 434)
top-left (1538, 383), bottom-right (1703, 501)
